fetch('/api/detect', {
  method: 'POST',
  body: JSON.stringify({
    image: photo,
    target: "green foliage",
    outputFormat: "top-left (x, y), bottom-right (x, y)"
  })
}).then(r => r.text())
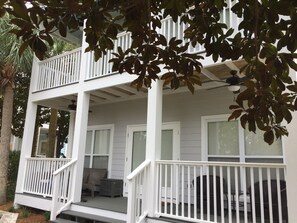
top-left (1, 0), bottom-right (297, 143)
top-left (43, 211), bottom-right (50, 221)
top-left (19, 207), bottom-right (30, 218)
top-left (7, 151), bottom-right (20, 201)
top-left (11, 73), bottom-right (31, 138)
top-left (8, 206), bottom-right (16, 213)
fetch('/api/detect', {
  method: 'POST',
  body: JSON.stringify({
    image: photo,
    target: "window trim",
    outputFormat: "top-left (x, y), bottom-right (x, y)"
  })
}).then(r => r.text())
top-left (85, 124), bottom-right (114, 178)
top-left (201, 114), bottom-right (284, 163)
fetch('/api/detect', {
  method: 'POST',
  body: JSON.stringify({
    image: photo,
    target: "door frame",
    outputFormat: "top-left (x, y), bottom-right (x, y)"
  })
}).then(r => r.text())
top-left (123, 122), bottom-right (180, 196)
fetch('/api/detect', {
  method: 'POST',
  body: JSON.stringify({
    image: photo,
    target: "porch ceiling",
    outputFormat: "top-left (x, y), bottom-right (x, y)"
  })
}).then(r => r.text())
top-left (37, 59), bottom-right (247, 111)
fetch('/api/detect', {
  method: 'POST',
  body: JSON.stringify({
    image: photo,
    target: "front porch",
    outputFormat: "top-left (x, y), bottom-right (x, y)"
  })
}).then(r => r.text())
top-left (15, 156), bottom-right (287, 223)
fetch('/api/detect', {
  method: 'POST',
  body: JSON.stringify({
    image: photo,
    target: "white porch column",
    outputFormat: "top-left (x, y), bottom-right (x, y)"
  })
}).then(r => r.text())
top-left (284, 114), bottom-right (297, 222)
top-left (15, 101), bottom-right (37, 194)
top-left (66, 112), bottom-right (76, 158)
top-left (284, 71), bottom-right (297, 222)
top-left (145, 80), bottom-right (163, 217)
top-left (71, 91), bottom-right (90, 202)
top-left (15, 57), bottom-right (39, 196)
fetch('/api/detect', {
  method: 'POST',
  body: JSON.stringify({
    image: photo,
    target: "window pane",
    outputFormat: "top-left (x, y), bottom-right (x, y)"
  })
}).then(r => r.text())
top-left (245, 158), bottom-right (283, 164)
top-left (84, 156), bottom-right (90, 168)
top-left (85, 131), bottom-right (92, 154)
top-left (93, 156), bottom-right (108, 169)
top-left (161, 130), bottom-right (173, 160)
top-left (244, 130), bottom-right (282, 156)
top-left (208, 121), bottom-right (239, 156)
top-left (132, 131), bottom-right (146, 171)
top-left (94, 129), bottom-right (110, 154)
top-left (208, 157), bottom-right (240, 162)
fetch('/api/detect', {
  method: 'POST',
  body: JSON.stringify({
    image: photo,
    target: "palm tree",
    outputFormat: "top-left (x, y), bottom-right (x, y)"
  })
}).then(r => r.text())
top-left (0, 14), bottom-right (33, 204)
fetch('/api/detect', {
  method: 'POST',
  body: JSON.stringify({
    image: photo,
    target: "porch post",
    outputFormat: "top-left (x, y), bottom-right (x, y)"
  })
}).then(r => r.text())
top-left (66, 112), bottom-right (76, 158)
top-left (71, 91), bottom-right (90, 202)
top-left (145, 79), bottom-right (163, 217)
top-left (15, 57), bottom-right (39, 196)
top-left (15, 101), bottom-right (38, 194)
top-left (283, 72), bottom-right (297, 222)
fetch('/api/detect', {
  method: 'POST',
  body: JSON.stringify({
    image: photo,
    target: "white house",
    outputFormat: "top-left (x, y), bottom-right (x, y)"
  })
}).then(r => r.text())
top-left (14, 5), bottom-right (297, 223)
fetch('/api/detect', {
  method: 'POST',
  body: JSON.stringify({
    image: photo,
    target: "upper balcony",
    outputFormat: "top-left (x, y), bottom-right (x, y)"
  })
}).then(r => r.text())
top-left (31, 3), bottom-right (242, 94)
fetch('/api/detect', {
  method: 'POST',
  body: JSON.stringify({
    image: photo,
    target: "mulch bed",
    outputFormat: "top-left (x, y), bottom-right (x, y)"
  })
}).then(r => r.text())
top-left (0, 201), bottom-right (48, 223)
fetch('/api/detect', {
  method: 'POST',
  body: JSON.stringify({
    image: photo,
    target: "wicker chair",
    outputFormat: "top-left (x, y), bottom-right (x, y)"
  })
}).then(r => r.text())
top-left (194, 175), bottom-right (228, 215)
top-left (248, 180), bottom-right (288, 222)
top-left (82, 168), bottom-right (107, 197)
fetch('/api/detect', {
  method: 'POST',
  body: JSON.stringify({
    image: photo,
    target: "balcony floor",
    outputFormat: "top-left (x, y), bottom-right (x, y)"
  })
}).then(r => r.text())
top-left (75, 194), bottom-right (127, 213)
top-left (74, 194), bottom-right (264, 223)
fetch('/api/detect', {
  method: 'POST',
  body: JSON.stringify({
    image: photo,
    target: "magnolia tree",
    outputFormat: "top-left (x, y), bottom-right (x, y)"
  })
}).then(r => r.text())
top-left (1, 0), bottom-right (297, 144)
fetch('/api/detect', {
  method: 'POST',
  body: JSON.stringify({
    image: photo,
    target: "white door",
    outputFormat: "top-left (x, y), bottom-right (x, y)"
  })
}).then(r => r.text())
top-left (124, 122), bottom-right (180, 196)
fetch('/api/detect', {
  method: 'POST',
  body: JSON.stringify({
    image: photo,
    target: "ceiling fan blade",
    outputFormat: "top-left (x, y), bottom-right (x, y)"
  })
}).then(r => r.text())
top-left (207, 84), bottom-right (229, 90)
top-left (213, 80), bottom-right (227, 83)
top-left (239, 76), bottom-right (249, 83)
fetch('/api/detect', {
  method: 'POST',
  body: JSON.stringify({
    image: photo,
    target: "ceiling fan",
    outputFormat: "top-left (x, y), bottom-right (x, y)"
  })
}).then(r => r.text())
top-left (68, 100), bottom-right (77, 111)
top-left (67, 100), bottom-right (93, 113)
top-left (208, 70), bottom-right (247, 93)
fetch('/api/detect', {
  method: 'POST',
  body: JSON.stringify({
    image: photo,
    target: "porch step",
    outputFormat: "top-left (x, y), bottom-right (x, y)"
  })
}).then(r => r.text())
top-left (58, 210), bottom-right (126, 223)
top-left (147, 216), bottom-right (192, 223)
top-left (52, 218), bottom-right (78, 223)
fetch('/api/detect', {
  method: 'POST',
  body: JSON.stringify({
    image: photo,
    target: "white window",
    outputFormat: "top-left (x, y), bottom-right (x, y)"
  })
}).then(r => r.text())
top-left (84, 125), bottom-right (114, 176)
top-left (202, 115), bottom-right (283, 163)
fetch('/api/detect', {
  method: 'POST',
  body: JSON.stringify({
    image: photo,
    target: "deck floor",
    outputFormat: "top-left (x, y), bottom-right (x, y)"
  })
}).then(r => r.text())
top-left (76, 195), bottom-right (128, 213)
top-left (74, 195), bottom-right (282, 223)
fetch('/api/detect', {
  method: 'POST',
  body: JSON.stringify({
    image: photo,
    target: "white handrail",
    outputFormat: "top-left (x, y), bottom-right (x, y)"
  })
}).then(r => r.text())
top-left (50, 159), bottom-right (77, 221)
top-left (26, 157), bottom-right (71, 162)
top-left (53, 159), bottom-right (77, 175)
top-left (127, 160), bottom-right (151, 223)
top-left (127, 160), bottom-right (151, 180)
top-left (156, 160), bottom-right (286, 168)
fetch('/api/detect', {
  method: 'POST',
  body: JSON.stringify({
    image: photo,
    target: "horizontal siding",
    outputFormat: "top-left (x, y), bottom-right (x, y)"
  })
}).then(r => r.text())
top-left (87, 88), bottom-right (235, 179)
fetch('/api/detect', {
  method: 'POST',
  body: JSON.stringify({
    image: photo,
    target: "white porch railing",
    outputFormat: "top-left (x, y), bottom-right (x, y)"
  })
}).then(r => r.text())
top-left (127, 160), bottom-right (151, 223)
top-left (50, 159), bottom-right (77, 221)
top-left (31, 4), bottom-right (239, 88)
top-left (156, 160), bottom-right (287, 223)
top-left (85, 32), bottom-right (132, 80)
top-left (23, 158), bottom-right (71, 197)
top-left (35, 47), bottom-right (81, 91)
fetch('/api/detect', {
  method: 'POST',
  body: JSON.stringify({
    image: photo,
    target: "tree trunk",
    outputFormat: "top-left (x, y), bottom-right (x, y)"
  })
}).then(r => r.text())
top-left (47, 108), bottom-right (58, 158)
top-left (31, 106), bottom-right (41, 157)
top-left (0, 84), bottom-right (14, 204)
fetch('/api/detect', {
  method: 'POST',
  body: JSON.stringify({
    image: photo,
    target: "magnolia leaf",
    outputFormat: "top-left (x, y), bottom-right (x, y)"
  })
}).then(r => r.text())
top-left (264, 130), bottom-right (274, 145)
top-left (228, 109), bottom-right (242, 121)
top-left (19, 41), bottom-right (29, 56)
top-left (229, 104), bottom-right (241, 109)
top-left (186, 81), bottom-right (194, 94)
top-left (58, 21), bottom-right (67, 37)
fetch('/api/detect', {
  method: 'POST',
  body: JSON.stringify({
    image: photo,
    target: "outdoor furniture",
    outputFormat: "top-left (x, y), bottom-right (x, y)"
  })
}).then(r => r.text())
top-left (194, 175), bottom-right (228, 215)
top-left (82, 168), bottom-right (107, 197)
top-left (248, 180), bottom-right (288, 222)
top-left (100, 179), bottom-right (123, 197)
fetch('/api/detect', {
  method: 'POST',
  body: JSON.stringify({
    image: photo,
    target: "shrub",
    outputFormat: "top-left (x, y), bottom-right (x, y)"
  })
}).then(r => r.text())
top-left (19, 207), bottom-right (30, 218)
top-left (43, 211), bottom-right (50, 221)
top-left (8, 206), bottom-right (16, 213)
top-left (7, 150), bottom-right (20, 201)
